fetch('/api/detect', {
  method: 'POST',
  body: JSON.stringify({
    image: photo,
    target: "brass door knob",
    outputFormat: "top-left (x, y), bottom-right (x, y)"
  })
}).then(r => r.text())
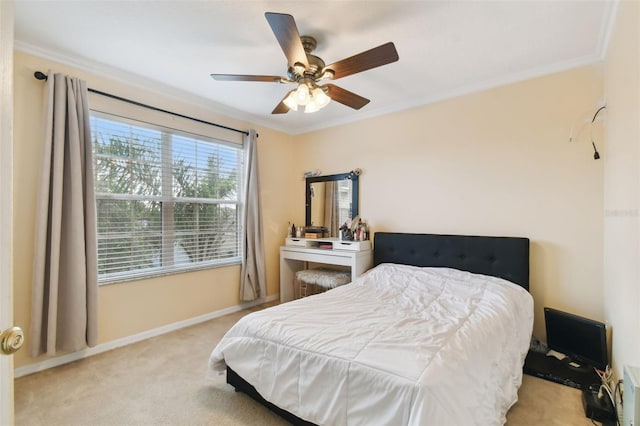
top-left (0, 326), bottom-right (24, 355)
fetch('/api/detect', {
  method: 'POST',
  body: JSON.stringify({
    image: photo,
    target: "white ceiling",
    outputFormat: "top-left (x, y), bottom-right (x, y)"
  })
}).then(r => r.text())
top-left (14, 1), bottom-right (616, 135)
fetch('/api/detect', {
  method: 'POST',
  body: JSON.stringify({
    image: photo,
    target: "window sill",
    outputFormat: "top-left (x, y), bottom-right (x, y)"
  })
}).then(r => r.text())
top-left (97, 257), bottom-right (242, 286)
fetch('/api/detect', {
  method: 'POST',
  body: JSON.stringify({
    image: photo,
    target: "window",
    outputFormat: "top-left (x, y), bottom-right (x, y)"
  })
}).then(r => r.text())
top-left (90, 111), bottom-right (243, 284)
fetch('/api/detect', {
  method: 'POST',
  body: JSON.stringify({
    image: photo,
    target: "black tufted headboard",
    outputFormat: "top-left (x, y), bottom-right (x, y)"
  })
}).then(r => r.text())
top-left (373, 232), bottom-right (530, 290)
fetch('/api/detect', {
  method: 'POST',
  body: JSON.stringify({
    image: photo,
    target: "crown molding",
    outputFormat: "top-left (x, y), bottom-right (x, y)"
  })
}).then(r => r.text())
top-left (293, 53), bottom-right (604, 135)
top-left (13, 40), bottom-right (291, 134)
top-left (15, 30), bottom-right (610, 137)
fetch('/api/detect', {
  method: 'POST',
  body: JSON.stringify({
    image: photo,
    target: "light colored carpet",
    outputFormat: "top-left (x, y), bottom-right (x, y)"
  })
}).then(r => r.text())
top-left (15, 303), bottom-right (594, 425)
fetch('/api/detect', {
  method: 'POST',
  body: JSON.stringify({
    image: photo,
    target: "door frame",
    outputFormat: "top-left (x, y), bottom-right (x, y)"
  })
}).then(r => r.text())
top-left (0, 0), bottom-right (15, 424)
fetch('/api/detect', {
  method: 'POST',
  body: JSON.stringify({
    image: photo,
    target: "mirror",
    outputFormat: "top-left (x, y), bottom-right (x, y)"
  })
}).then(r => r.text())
top-left (306, 172), bottom-right (359, 237)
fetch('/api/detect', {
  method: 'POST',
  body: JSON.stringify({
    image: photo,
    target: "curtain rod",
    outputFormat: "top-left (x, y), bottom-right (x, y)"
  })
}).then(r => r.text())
top-left (33, 71), bottom-right (249, 136)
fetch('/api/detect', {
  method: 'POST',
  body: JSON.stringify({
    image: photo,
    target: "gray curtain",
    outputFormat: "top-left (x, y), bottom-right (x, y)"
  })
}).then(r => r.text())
top-left (324, 181), bottom-right (340, 237)
top-left (240, 130), bottom-right (266, 301)
top-left (30, 72), bottom-right (98, 357)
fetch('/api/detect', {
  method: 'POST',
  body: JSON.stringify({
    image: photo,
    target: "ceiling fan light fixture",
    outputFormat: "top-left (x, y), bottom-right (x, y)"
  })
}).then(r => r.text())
top-left (304, 100), bottom-right (320, 114)
top-left (293, 84), bottom-right (311, 105)
top-left (312, 87), bottom-right (331, 108)
top-left (286, 84), bottom-right (330, 113)
top-left (283, 92), bottom-right (298, 111)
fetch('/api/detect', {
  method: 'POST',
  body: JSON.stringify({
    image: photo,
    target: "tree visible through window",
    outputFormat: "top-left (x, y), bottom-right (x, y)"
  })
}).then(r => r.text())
top-left (90, 112), bottom-right (243, 284)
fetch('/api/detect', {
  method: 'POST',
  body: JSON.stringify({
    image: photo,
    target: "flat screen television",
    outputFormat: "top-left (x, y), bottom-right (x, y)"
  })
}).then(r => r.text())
top-left (544, 307), bottom-right (608, 371)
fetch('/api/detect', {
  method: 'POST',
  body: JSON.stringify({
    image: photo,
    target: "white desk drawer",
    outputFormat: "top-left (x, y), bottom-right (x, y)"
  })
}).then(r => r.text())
top-left (333, 240), bottom-right (371, 251)
top-left (285, 237), bottom-right (371, 251)
top-left (285, 238), bottom-right (308, 247)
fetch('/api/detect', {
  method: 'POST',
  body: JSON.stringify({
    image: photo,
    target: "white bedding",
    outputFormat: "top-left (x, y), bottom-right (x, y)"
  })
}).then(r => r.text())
top-left (209, 264), bottom-right (534, 425)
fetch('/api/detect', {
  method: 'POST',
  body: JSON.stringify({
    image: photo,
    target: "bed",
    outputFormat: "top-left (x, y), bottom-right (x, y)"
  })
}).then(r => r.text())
top-left (209, 232), bottom-right (534, 425)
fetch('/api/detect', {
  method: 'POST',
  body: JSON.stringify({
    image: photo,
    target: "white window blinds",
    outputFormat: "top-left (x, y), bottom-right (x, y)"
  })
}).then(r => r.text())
top-left (90, 112), bottom-right (243, 284)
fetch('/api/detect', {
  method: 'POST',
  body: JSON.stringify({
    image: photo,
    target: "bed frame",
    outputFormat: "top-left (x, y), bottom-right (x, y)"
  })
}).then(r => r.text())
top-left (373, 232), bottom-right (529, 290)
top-left (226, 232), bottom-right (530, 425)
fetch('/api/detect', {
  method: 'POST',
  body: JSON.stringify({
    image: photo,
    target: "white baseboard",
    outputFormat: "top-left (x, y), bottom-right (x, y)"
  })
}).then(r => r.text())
top-left (14, 293), bottom-right (279, 378)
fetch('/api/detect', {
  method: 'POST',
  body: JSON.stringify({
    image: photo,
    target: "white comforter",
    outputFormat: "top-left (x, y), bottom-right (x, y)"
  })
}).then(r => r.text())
top-left (209, 264), bottom-right (534, 425)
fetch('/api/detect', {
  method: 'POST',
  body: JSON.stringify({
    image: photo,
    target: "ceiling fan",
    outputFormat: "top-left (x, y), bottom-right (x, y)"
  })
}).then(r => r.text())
top-left (211, 12), bottom-right (399, 114)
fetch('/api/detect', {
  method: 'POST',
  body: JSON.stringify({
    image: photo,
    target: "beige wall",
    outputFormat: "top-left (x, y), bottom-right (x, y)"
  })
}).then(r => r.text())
top-left (603, 0), bottom-right (640, 378)
top-left (292, 65), bottom-right (605, 341)
top-left (12, 51), bottom-right (295, 368)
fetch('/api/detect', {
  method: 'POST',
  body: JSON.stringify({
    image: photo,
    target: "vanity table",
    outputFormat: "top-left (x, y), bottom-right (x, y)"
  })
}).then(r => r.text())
top-left (281, 169), bottom-right (371, 302)
top-left (279, 237), bottom-right (373, 303)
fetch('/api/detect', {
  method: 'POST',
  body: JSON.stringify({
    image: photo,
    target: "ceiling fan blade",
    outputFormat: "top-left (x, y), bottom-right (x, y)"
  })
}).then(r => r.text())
top-left (324, 42), bottom-right (399, 80)
top-left (324, 84), bottom-right (370, 110)
top-left (265, 12), bottom-right (309, 69)
top-left (211, 74), bottom-right (285, 83)
top-left (272, 90), bottom-right (295, 114)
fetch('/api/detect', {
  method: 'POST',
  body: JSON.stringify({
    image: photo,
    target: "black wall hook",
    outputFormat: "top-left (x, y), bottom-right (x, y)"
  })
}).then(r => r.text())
top-left (34, 71), bottom-right (48, 81)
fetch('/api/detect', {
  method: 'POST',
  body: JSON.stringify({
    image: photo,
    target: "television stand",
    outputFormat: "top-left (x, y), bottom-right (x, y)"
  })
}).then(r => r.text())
top-left (523, 350), bottom-right (601, 390)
